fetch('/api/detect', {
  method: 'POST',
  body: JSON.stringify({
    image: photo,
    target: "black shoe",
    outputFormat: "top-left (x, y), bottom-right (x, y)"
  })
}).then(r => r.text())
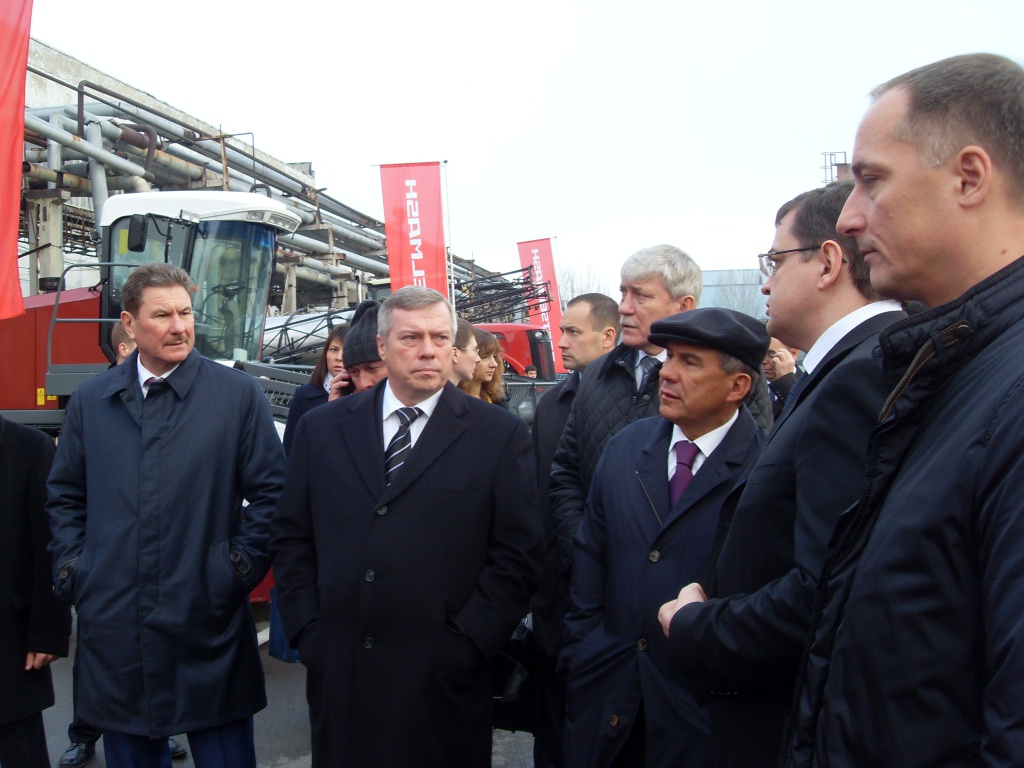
top-left (59, 742), bottom-right (96, 768)
top-left (168, 737), bottom-right (188, 760)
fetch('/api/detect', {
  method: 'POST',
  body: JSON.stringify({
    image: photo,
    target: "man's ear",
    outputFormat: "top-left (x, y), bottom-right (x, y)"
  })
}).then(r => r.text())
top-left (601, 325), bottom-right (618, 349)
top-left (675, 294), bottom-right (697, 313)
top-left (376, 334), bottom-right (386, 361)
top-left (727, 372), bottom-right (752, 402)
top-left (957, 145), bottom-right (992, 209)
top-left (818, 241), bottom-right (845, 290)
top-left (120, 312), bottom-right (136, 340)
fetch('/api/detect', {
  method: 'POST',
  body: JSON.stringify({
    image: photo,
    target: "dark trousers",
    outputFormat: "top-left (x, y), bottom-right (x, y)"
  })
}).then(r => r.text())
top-left (68, 713), bottom-right (102, 745)
top-left (0, 712), bottom-right (50, 768)
top-left (532, 652), bottom-right (566, 768)
top-left (104, 717), bottom-right (255, 768)
top-left (68, 643), bottom-right (102, 745)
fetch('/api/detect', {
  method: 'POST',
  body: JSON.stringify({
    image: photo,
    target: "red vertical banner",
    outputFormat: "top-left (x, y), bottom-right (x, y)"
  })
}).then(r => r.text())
top-left (517, 238), bottom-right (565, 370)
top-left (380, 162), bottom-right (448, 296)
top-left (0, 0), bottom-right (32, 320)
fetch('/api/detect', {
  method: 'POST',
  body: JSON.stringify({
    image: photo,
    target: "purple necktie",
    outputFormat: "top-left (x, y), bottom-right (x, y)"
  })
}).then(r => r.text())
top-left (669, 441), bottom-right (700, 506)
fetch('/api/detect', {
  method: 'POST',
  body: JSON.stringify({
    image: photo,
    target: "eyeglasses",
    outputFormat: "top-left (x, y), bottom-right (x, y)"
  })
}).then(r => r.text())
top-left (757, 246), bottom-right (821, 277)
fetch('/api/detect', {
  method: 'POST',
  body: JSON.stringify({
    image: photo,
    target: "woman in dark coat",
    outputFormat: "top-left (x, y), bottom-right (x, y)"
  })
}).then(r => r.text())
top-left (282, 325), bottom-right (350, 456)
top-left (0, 416), bottom-right (70, 768)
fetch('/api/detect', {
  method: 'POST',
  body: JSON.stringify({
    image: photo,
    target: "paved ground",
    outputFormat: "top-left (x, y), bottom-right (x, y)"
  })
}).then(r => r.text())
top-left (43, 607), bottom-right (535, 767)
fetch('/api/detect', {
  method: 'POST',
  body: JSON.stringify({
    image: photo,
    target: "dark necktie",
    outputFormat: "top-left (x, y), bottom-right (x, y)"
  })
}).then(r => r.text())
top-left (638, 354), bottom-right (659, 392)
top-left (144, 376), bottom-right (167, 397)
top-left (384, 407), bottom-right (424, 484)
top-left (669, 441), bottom-right (700, 506)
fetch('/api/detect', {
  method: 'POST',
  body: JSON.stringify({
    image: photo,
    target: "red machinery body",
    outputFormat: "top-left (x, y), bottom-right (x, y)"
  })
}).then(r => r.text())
top-left (0, 287), bottom-right (107, 412)
top-left (478, 322), bottom-right (558, 378)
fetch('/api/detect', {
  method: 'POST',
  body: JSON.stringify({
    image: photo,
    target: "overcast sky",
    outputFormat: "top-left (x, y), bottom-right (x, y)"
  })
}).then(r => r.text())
top-left (27, 0), bottom-right (1024, 294)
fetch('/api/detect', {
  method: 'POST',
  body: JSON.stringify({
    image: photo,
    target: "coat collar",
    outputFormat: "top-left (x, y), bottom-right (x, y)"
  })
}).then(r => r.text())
top-left (879, 254), bottom-right (1024, 390)
top-left (103, 348), bottom-right (204, 428)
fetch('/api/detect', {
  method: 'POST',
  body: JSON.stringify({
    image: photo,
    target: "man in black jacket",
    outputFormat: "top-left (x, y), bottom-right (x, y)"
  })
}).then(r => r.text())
top-left (0, 417), bottom-right (69, 768)
top-left (530, 292), bottom-right (619, 768)
top-left (657, 181), bottom-right (904, 767)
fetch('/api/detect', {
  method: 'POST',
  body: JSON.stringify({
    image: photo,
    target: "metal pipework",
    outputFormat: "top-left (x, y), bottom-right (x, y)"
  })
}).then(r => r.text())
top-left (85, 121), bottom-right (110, 222)
top-left (279, 232), bottom-right (390, 277)
top-left (77, 101), bottom-right (383, 233)
top-left (25, 114), bottom-right (150, 181)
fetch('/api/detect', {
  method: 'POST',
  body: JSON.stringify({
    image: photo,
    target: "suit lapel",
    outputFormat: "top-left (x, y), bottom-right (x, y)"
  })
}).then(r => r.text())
top-left (770, 310), bottom-right (903, 436)
top-left (379, 384), bottom-right (467, 505)
top-left (633, 419), bottom-right (673, 542)
top-left (343, 387), bottom-right (387, 498)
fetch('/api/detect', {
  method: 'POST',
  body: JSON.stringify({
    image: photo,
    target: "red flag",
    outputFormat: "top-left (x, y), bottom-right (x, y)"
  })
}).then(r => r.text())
top-left (517, 239), bottom-right (565, 370)
top-left (380, 162), bottom-right (448, 296)
top-left (0, 0), bottom-right (32, 320)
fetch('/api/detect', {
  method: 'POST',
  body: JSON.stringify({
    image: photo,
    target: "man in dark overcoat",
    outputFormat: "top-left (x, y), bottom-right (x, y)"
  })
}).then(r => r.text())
top-left (271, 286), bottom-right (544, 768)
top-left (560, 308), bottom-right (769, 768)
top-left (47, 263), bottom-right (286, 768)
top-left (657, 182), bottom-right (905, 767)
top-left (0, 416), bottom-right (70, 768)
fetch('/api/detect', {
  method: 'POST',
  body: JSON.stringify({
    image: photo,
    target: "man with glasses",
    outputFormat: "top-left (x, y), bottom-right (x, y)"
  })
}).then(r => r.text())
top-left (657, 181), bottom-right (903, 768)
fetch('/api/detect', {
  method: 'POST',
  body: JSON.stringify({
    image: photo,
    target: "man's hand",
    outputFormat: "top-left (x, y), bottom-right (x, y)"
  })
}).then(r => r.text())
top-left (772, 348), bottom-right (797, 377)
top-left (25, 652), bottom-right (59, 671)
top-left (658, 582), bottom-right (707, 637)
top-left (328, 369), bottom-right (351, 401)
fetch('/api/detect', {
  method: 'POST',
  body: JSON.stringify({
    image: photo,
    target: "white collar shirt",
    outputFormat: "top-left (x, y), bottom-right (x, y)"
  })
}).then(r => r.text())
top-left (381, 382), bottom-right (444, 451)
top-left (667, 409), bottom-right (739, 479)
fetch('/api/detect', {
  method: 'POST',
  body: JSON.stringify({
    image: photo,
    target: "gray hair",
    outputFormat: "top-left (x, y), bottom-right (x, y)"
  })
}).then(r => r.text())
top-left (378, 286), bottom-right (456, 340)
top-left (121, 262), bottom-right (194, 316)
top-left (873, 53), bottom-right (1024, 204)
top-left (621, 244), bottom-right (702, 305)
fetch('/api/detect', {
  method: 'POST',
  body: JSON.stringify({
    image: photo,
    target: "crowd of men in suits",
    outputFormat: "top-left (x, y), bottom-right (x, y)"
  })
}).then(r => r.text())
top-left (5, 51), bottom-right (1024, 768)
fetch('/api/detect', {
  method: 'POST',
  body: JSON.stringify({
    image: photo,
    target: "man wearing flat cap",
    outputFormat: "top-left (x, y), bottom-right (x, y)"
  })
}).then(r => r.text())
top-left (560, 307), bottom-right (768, 768)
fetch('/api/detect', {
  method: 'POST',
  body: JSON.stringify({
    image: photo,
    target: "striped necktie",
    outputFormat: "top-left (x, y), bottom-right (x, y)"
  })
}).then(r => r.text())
top-left (384, 407), bottom-right (424, 484)
top-left (638, 354), bottom-right (659, 392)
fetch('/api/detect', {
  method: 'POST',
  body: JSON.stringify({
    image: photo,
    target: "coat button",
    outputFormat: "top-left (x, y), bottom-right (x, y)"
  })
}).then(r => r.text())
top-left (363, 637), bottom-right (374, 649)
top-left (375, 505), bottom-right (388, 516)
top-left (58, 567), bottom-right (70, 580)
top-left (364, 569), bottom-right (375, 582)
top-left (648, 550), bottom-right (660, 563)
top-left (637, 639), bottom-right (648, 651)
top-left (608, 714), bottom-right (620, 727)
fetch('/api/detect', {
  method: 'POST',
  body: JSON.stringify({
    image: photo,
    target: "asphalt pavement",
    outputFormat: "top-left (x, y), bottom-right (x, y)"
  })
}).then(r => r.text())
top-left (42, 607), bottom-right (534, 767)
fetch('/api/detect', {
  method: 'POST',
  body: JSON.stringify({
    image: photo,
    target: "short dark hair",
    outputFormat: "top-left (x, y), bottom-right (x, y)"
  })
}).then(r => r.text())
top-left (311, 325), bottom-right (348, 388)
top-left (110, 322), bottom-right (132, 350)
top-left (775, 181), bottom-right (876, 300)
top-left (568, 293), bottom-right (621, 334)
top-left (455, 318), bottom-right (476, 349)
top-left (874, 53), bottom-right (1024, 204)
top-left (121, 263), bottom-right (194, 316)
